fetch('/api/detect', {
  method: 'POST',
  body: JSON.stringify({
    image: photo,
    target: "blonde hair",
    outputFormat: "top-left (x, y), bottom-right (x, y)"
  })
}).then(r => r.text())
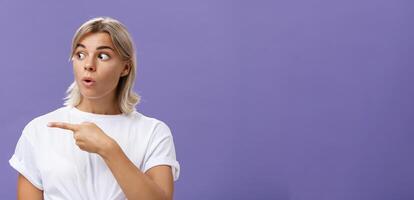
top-left (64, 17), bottom-right (141, 114)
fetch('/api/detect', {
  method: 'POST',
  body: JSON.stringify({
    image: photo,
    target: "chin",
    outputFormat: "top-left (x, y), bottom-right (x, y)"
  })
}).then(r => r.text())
top-left (80, 91), bottom-right (104, 100)
top-left (80, 89), bottom-right (114, 100)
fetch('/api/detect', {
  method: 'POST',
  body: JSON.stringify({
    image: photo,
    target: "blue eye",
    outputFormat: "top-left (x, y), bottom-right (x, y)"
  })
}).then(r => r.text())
top-left (98, 53), bottom-right (110, 60)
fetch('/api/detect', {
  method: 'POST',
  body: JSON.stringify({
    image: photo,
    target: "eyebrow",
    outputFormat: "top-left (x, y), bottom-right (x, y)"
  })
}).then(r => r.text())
top-left (76, 43), bottom-right (115, 51)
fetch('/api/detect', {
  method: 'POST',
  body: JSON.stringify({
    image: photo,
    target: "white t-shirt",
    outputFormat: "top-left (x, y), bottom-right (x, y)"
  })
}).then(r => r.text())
top-left (9, 106), bottom-right (180, 200)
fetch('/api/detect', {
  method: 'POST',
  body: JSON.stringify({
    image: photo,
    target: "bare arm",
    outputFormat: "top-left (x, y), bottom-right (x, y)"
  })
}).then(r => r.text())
top-left (101, 140), bottom-right (174, 200)
top-left (17, 174), bottom-right (43, 200)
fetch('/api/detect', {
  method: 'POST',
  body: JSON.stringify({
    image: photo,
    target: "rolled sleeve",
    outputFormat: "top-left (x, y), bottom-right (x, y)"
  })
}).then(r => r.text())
top-left (9, 122), bottom-right (43, 190)
top-left (143, 121), bottom-right (180, 181)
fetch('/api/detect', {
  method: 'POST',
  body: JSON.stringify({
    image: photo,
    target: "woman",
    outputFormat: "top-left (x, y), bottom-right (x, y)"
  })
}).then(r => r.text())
top-left (9, 17), bottom-right (180, 200)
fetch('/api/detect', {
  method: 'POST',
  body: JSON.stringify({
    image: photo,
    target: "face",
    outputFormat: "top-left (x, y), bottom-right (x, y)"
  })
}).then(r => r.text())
top-left (72, 32), bottom-right (130, 101)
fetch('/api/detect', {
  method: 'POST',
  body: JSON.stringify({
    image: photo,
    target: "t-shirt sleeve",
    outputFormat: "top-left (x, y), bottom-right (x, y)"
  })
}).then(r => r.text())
top-left (9, 121), bottom-right (43, 190)
top-left (142, 121), bottom-right (180, 181)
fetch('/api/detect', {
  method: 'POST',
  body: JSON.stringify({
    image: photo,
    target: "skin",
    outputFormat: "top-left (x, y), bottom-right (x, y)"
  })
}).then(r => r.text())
top-left (17, 32), bottom-right (174, 200)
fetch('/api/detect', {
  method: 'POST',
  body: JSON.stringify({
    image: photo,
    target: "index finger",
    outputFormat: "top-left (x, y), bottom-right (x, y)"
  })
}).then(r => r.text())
top-left (47, 122), bottom-right (79, 132)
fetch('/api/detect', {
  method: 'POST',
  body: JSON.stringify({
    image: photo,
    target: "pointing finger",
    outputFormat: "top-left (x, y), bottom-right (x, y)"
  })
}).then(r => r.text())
top-left (47, 122), bottom-right (79, 132)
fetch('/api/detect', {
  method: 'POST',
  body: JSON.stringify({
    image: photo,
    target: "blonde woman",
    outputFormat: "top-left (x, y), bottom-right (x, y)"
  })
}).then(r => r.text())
top-left (9, 17), bottom-right (180, 200)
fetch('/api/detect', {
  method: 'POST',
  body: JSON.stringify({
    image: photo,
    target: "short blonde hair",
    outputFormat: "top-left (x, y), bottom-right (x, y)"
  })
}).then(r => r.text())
top-left (64, 17), bottom-right (141, 114)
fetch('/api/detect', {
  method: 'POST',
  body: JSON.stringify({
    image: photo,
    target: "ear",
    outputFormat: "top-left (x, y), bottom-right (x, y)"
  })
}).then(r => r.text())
top-left (121, 62), bottom-right (130, 77)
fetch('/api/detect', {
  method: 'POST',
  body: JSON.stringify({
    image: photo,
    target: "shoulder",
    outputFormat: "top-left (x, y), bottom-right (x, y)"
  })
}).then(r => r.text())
top-left (23, 106), bottom-right (69, 133)
top-left (133, 111), bottom-right (173, 135)
top-left (17, 106), bottom-right (68, 143)
top-left (28, 106), bottom-right (69, 126)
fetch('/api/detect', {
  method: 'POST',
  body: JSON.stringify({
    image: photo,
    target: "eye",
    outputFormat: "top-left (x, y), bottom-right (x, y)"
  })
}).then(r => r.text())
top-left (98, 53), bottom-right (110, 61)
top-left (76, 52), bottom-right (86, 60)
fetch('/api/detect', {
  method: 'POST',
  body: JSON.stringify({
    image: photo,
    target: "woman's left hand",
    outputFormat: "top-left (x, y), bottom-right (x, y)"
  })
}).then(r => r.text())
top-left (47, 121), bottom-right (115, 156)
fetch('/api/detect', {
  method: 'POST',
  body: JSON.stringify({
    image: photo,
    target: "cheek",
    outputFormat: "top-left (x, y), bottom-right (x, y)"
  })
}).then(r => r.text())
top-left (99, 64), bottom-right (123, 84)
top-left (72, 64), bottom-right (83, 81)
top-left (72, 59), bottom-right (82, 71)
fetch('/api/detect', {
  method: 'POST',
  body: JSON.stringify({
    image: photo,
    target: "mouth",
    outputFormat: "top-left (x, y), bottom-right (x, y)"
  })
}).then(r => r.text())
top-left (82, 77), bottom-right (96, 87)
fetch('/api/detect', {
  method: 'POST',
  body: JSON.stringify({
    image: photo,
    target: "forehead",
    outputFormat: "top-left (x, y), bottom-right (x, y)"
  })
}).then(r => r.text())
top-left (77, 32), bottom-right (114, 48)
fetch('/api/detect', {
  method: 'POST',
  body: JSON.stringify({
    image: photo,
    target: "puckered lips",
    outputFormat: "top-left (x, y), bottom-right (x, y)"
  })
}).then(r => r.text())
top-left (81, 76), bottom-right (96, 87)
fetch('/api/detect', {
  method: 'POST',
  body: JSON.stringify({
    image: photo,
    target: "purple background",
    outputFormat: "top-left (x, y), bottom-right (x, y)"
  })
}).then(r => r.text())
top-left (1, 0), bottom-right (413, 199)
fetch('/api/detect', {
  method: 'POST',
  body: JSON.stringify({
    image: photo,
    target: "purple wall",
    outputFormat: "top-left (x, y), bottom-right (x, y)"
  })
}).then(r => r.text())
top-left (1, 0), bottom-right (413, 199)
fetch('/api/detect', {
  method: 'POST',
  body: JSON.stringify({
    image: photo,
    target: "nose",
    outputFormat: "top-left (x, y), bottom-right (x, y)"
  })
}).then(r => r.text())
top-left (84, 60), bottom-right (96, 72)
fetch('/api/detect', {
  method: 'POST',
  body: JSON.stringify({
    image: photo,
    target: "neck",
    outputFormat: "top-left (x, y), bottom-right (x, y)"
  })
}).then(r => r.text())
top-left (76, 95), bottom-right (121, 115)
